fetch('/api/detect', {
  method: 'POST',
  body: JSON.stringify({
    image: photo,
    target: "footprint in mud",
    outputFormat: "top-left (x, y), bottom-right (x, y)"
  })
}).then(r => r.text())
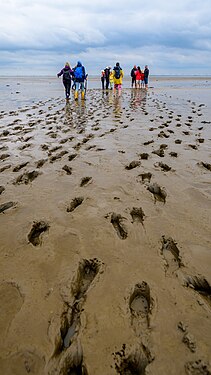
top-left (71, 258), bottom-right (101, 300)
top-left (125, 161), bottom-right (141, 170)
top-left (67, 197), bottom-right (84, 213)
top-left (161, 236), bottom-right (182, 274)
top-left (138, 172), bottom-right (152, 184)
top-left (50, 150), bottom-right (68, 163)
top-left (143, 140), bottom-right (154, 146)
top-left (54, 259), bottom-right (101, 355)
top-left (68, 153), bottom-right (77, 162)
top-left (62, 165), bottom-right (72, 175)
top-left (0, 282), bottom-right (24, 337)
top-left (147, 183), bottom-right (167, 203)
top-left (169, 151), bottom-right (178, 158)
top-left (152, 148), bottom-right (165, 157)
top-left (0, 153), bottom-right (10, 160)
top-left (110, 213), bottom-right (128, 240)
top-left (0, 201), bottom-right (16, 213)
top-left (18, 143), bottom-right (32, 150)
top-left (28, 220), bottom-right (49, 246)
top-left (184, 275), bottom-right (211, 308)
top-left (199, 162), bottom-right (211, 171)
top-left (13, 170), bottom-right (41, 185)
top-left (139, 153), bottom-right (149, 160)
top-left (129, 282), bottom-right (152, 333)
top-left (35, 159), bottom-right (47, 168)
top-left (130, 207), bottom-right (145, 226)
top-left (13, 162), bottom-right (29, 172)
top-left (156, 162), bottom-right (171, 172)
top-left (114, 344), bottom-right (153, 375)
top-left (0, 186), bottom-right (5, 195)
top-left (80, 177), bottom-right (92, 187)
top-left (185, 359), bottom-right (211, 375)
top-left (189, 144), bottom-right (198, 150)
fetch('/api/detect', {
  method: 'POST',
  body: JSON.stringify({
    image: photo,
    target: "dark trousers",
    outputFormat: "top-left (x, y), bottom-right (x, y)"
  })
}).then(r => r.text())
top-left (105, 78), bottom-right (109, 90)
top-left (63, 79), bottom-right (71, 97)
top-left (101, 77), bottom-right (105, 90)
top-left (132, 77), bottom-right (136, 87)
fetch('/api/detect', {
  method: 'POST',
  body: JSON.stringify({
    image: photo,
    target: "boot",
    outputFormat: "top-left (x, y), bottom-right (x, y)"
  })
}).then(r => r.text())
top-left (74, 91), bottom-right (78, 101)
top-left (81, 91), bottom-right (85, 100)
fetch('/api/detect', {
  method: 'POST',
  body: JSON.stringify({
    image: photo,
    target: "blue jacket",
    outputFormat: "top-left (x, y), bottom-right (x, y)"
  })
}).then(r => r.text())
top-left (73, 61), bottom-right (86, 82)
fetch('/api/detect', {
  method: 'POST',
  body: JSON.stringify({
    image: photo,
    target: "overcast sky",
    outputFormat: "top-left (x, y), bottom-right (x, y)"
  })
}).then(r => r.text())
top-left (0, 0), bottom-right (211, 76)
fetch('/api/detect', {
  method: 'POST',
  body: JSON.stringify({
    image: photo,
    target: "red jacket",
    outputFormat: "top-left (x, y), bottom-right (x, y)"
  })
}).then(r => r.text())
top-left (135, 70), bottom-right (142, 80)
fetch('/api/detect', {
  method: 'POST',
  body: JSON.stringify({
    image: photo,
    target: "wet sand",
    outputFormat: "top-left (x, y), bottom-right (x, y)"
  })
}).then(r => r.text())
top-left (0, 87), bottom-right (211, 375)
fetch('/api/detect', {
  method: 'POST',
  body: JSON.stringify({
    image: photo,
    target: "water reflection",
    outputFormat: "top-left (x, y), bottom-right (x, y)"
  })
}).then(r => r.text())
top-left (130, 89), bottom-right (147, 110)
top-left (63, 99), bottom-right (88, 131)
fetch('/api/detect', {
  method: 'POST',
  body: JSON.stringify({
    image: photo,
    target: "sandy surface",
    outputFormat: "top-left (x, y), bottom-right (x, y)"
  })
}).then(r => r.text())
top-left (0, 87), bottom-right (211, 375)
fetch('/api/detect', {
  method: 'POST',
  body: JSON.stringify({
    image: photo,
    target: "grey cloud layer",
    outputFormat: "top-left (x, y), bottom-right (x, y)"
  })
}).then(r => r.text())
top-left (0, 0), bottom-right (211, 75)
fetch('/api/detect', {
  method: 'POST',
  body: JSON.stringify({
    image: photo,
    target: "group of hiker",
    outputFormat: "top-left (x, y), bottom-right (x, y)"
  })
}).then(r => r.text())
top-left (130, 65), bottom-right (149, 89)
top-left (101, 64), bottom-right (149, 91)
top-left (57, 61), bottom-right (149, 101)
top-left (101, 63), bottom-right (124, 96)
top-left (57, 61), bottom-right (87, 101)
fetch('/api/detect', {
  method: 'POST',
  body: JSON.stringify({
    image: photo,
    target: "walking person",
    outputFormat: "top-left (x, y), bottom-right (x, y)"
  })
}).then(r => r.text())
top-left (113, 62), bottom-right (124, 97)
top-left (57, 62), bottom-right (73, 100)
top-left (144, 65), bottom-right (149, 89)
top-left (104, 67), bottom-right (110, 90)
top-left (131, 65), bottom-right (137, 88)
top-left (74, 61), bottom-right (86, 100)
top-left (109, 70), bottom-right (114, 90)
top-left (101, 70), bottom-right (105, 90)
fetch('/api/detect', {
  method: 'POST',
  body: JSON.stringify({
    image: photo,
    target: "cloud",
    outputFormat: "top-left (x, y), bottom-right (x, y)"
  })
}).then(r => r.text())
top-left (0, 0), bottom-right (211, 75)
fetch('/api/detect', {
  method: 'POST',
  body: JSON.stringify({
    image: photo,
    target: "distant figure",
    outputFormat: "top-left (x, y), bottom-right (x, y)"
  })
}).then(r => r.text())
top-left (109, 70), bottom-right (114, 90)
top-left (131, 65), bottom-right (137, 88)
top-left (57, 62), bottom-right (73, 100)
top-left (144, 65), bottom-right (149, 89)
top-left (101, 70), bottom-right (105, 90)
top-left (74, 61), bottom-right (86, 100)
top-left (135, 66), bottom-right (142, 88)
top-left (104, 67), bottom-right (110, 90)
top-left (113, 62), bottom-right (124, 97)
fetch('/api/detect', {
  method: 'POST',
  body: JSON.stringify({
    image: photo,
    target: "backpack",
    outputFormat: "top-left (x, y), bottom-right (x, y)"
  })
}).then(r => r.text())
top-left (63, 69), bottom-right (71, 80)
top-left (114, 66), bottom-right (121, 79)
top-left (74, 66), bottom-right (84, 79)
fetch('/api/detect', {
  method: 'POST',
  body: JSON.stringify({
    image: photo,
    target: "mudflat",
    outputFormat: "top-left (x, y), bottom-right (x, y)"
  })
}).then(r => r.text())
top-left (0, 85), bottom-right (211, 375)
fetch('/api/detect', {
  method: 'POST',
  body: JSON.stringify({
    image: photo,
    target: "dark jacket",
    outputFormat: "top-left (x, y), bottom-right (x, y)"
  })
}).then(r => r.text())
top-left (131, 67), bottom-right (137, 78)
top-left (57, 65), bottom-right (73, 81)
top-left (144, 67), bottom-right (149, 78)
top-left (104, 67), bottom-right (110, 80)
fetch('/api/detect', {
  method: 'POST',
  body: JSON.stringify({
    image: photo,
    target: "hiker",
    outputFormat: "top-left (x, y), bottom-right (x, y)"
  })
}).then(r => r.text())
top-left (131, 65), bottom-right (137, 88)
top-left (104, 67), bottom-right (110, 90)
top-left (113, 62), bottom-right (124, 97)
top-left (57, 62), bottom-right (73, 100)
top-left (135, 66), bottom-right (142, 89)
top-left (101, 70), bottom-right (105, 90)
top-left (74, 61), bottom-right (86, 100)
top-left (144, 65), bottom-right (149, 89)
top-left (109, 70), bottom-right (114, 90)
